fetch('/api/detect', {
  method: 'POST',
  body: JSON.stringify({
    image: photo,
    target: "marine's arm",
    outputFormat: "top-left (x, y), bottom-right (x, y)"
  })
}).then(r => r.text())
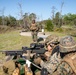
top-left (52, 61), bottom-right (74, 75)
top-left (40, 53), bottom-right (61, 74)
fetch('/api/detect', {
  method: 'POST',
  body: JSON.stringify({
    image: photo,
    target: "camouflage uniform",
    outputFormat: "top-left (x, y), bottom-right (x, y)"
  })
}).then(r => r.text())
top-left (30, 20), bottom-right (39, 42)
top-left (40, 52), bottom-right (61, 74)
top-left (44, 35), bottom-right (59, 46)
top-left (34, 35), bottom-right (61, 75)
top-left (52, 36), bottom-right (76, 75)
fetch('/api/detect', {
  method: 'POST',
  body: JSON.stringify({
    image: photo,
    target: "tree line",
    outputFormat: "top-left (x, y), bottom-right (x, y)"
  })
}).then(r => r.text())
top-left (0, 12), bottom-right (76, 31)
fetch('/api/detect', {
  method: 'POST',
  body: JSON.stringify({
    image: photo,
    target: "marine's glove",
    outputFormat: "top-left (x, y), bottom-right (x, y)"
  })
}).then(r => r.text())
top-left (34, 57), bottom-right (42, 65)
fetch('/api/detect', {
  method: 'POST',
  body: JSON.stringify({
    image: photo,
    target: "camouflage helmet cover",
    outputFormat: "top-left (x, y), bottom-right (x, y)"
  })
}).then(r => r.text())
top-left (59, 36), bottom-right (76, 53)
top-left (44, 35), bottom-right (59, 46)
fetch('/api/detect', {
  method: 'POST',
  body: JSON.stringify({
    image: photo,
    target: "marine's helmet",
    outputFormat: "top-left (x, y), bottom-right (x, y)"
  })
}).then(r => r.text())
top-left (59, 35), bottom-right (76, 53)
top-left (44, 35), bottom-right (59, 47)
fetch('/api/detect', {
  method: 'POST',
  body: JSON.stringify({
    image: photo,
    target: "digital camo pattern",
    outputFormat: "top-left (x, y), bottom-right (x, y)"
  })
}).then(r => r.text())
top-left (30, 24), bottom-right (38, 31)
top-left (40, 52), bottom-right (61, 74)
top-left (52, 61), bottom-right (75, 75)
top-left (31, 31), bottom-right (38, 42)
top-left (44, 35), bottom-right (59, 46)
top-left (59, 35), bottom-right (76, 53)
top-left (30, 23), bottom-right (38, 42)
top-left (52, 52), bottom-right (76, 75)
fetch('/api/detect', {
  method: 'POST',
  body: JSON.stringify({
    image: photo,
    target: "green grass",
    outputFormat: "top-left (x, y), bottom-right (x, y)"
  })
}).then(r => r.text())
top-left (46, 31), bottom-right (76, 42)
top-left (49, 31), bottom-right (66, 36)
top-left (0, 30), bottom-right (32, 50)
top-left (0, 30), bottom-right (76, 50)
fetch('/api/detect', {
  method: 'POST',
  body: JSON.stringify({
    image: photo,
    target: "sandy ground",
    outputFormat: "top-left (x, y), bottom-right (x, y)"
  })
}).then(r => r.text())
top-left (20, 32), bottom-right (50, 39)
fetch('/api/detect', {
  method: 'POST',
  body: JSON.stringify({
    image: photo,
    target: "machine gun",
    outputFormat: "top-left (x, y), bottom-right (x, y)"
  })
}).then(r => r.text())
top-left (0, 43), bottom-right (46, 59)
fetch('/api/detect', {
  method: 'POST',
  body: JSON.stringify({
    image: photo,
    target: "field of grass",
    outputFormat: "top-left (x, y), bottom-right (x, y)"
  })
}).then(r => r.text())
top-left (0, 30), bottom-right (33, 50)
top-left (0, 30), bottom-right (76, 50)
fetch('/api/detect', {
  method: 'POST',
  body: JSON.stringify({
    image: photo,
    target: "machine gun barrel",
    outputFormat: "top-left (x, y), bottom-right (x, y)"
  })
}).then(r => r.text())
top-left (0, 50), bottom-right (24, 56)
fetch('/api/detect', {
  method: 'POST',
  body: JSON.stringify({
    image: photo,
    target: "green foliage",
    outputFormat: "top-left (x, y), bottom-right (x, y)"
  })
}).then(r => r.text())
top-left (6, 15), bottom-right (17, 27)
top-left (1, 12), bottom-right (76, 31)
top-left (64, 13), bottom-right (76, 26)
top-left (45, 19), bottom-right (54, 31)
top-left (54, 27), bottom-right (63, 32)
top-left (29, 13), bottom-right (36, 20)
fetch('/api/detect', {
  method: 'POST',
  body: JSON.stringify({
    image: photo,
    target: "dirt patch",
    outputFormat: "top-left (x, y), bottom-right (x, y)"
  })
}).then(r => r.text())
top-left (20, 32), bottom-right (50, 40)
